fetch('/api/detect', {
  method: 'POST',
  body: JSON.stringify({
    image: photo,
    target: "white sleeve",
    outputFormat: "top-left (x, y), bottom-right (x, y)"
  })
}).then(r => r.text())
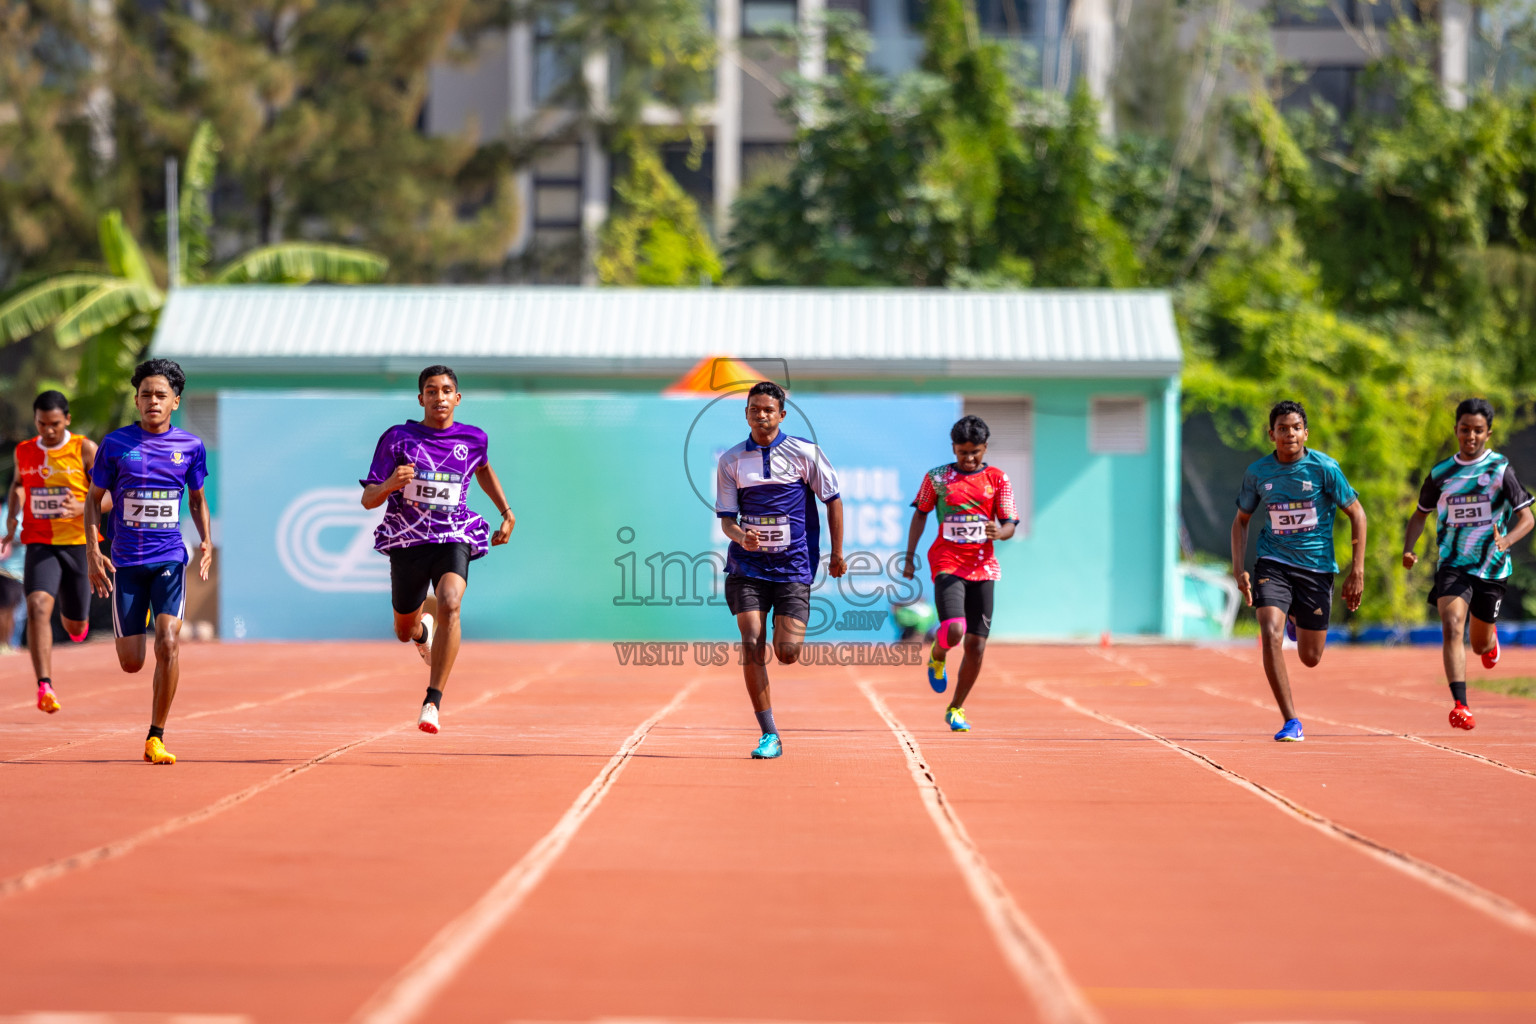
top-left (807, 445), bottom-right (841, 502)
top-left (715, 452), bottom-right (739, 517)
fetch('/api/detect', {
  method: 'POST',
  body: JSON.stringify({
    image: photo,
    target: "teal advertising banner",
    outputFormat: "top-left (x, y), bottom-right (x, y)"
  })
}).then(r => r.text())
top-left (219, 391), bottom-right (962, 641)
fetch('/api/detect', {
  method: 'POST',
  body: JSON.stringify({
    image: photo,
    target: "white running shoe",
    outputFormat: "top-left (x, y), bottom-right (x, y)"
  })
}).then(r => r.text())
top-left (415, 613), bottom-right (435, 665)
top-left (418, 701), bottom-right (440, 734)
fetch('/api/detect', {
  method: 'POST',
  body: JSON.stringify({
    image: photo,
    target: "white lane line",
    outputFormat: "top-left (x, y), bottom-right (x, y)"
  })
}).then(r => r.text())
top-left (352, 676), bottom-right (704, 1024)
top-left (4, 670), bottom-right (390, 764)
top-left (1118, 648), bottom-right (1536, 780)
top-left (0, 1014), bottom-right (251, 1023)
top-left (1, 681), bottom-right (141, 714)
top-left (0, 663), bottom-right (567, 900)
top-left (854, 678), bottom-right (1101, 1024)
top-left (1025, 677), bottom-right (1536, 939)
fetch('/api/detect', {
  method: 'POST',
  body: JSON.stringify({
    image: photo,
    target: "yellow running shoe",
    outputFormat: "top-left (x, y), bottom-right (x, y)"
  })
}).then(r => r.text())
top-left (36, 683), bottom-right (60, 714)
top-left (143, 737), bottom-right (176, 765)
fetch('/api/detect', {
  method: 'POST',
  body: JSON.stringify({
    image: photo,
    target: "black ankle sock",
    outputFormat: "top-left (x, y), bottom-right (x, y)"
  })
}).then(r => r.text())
top-left (37, 677), bottom-right (50, 686)
top-left (1450, 681), bottom-right (1468, 706)
top-left (424, 687), bottom-right (443, 708)
top-left (147, 725), bottom-right (165, 741)
top-left (414, 623), bottom-right (429, 643)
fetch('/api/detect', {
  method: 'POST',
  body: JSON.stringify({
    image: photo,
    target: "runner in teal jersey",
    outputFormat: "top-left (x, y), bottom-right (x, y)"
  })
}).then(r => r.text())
top-left (1402, 398), bottom-right (1534, 731)
top-left (1231, 401), bottom-right (1368, 742)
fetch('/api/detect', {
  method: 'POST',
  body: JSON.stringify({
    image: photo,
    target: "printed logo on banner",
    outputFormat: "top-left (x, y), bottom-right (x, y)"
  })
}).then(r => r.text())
top-left (275, 487), bottom-right (389, 592)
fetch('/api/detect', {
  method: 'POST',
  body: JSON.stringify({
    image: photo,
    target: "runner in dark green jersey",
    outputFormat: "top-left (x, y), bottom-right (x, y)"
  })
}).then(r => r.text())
top-left (1231, 401), bottom-right (1368, 742)
top-left (1402, 398), bottom-right (1534, 731)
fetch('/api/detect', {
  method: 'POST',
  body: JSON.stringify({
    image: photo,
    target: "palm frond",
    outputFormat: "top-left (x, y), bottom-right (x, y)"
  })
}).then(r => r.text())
top-left (98, 210), bottom-right (157, 286)
top-left (0, 274), bottom-right (116, 344)
top-left (52, 280), bottom-right (165, 348)
top-left (211, 243), bottom-right (389, 284)
top-left (179, 121), bottom-right (221, 282)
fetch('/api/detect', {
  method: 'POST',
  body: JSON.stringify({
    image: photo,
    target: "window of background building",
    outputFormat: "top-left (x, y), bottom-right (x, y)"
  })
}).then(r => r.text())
top-left (1089, 397), bottom-right (1148, 455)
top-left (534, 7), bottom-right (579, 104)
top-left (1280, 64), bottom-right (1358, 118)
top-left (744, 0), bottom-right (798, 35)
top-left (963, 398), bottom-right (1033, 536)
top-left (533, 145), bottom-right (582, 231)
top-left (975, 0), bottom-right (1033, 35)
top-left (1271, 0), bottom-right (1422, 27)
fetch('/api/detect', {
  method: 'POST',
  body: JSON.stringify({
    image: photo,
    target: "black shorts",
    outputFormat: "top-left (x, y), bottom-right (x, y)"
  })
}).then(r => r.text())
top-left (1252, 558), bottom-right (1334, 631)
top-left (934, 573), bottom-right (995, 638)
top-left (725, 574), bottom-right (811, 622)
top-left (23, 543), bottom-right (91, 622)
top-left (0, 572), bottom-right (21, 610)
top-left (388, 543), bottom-right (472, 615)
top-left (1430, 566), bottom-right (1506, 623)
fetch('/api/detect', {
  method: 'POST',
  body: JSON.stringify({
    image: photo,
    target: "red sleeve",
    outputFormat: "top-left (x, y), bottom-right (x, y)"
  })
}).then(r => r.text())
top-left (993, 469), bottom-right (1018, 522)
top-left (912, 472), bottom-right (937, 513)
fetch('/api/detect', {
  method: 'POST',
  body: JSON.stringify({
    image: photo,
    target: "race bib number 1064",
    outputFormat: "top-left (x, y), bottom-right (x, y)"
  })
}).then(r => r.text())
top-left (29, 486), bottom-right (71, 520)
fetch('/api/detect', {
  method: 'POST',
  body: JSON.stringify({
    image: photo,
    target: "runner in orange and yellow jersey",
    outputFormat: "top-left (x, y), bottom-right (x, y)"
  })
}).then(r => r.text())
top-left (1, 391), bottom-right (104, 714)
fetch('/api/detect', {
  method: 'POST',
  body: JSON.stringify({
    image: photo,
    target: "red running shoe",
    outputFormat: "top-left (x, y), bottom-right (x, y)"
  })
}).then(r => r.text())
top-left (1481, 634), bottom-right (1500, 670)
top-left (1449, 703), bottom-right (1476, 730)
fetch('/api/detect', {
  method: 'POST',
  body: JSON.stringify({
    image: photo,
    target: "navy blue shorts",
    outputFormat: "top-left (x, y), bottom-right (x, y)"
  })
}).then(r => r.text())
top-left (112, 561), bottom-right (186, 638)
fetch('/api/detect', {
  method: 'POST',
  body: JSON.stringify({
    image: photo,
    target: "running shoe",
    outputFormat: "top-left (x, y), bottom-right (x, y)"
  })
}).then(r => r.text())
top-left (415, 613), bottom-right (435, 665)
top-left (1285, 616), bottom-right (1297, 643)
top-left (143, 737), bottom-right (176, 764)
top-left (418, 701), bottom-right (440, 734)
top-left (1274, 718), bottom-right (1305, 742)
top-left (945, 706), bottom-right (970, 731)
top-left (1449, 703), bottom-right (1476, 730)
top-left (36, 683), bottom-right (60, 714)
top-left (751, 732), bottom-right (782, 759)
top-left (1482, 634), bottom-right (1500, 670)
top-left (926, 650), bottom-right (948, 694)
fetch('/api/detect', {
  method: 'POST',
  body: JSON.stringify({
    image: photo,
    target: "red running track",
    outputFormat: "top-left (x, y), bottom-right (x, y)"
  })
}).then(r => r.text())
top-left (1, 639), bottom-right (1534, 1024)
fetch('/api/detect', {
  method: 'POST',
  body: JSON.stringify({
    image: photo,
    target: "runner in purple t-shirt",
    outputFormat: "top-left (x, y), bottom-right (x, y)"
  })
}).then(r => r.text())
top-left (361, 365), bottom-right (515, 733)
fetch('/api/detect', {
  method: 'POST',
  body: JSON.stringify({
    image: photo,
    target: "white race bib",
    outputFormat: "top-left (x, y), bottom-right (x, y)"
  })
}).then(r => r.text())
top-left (123, 488), bottom-right (181, 529)
top-left (1267, 500), bottom-right (1318, 535)
top-left (404, 474), bottom-right (463, 510)
top-left (742, 514), bottom-right (791, 553)
top-left (1446, 494), bottom-right (1493, 526)
top-left (941, 514), bottom-right (989, 544)
top-left (29, 487), bottom-right (71, 520)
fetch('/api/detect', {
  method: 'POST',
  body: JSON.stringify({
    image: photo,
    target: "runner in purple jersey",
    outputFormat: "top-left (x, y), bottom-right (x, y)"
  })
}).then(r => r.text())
top-left (83, 359), bottom-right (213, 765)
top-left (361, 365), bottom-right (515, 733)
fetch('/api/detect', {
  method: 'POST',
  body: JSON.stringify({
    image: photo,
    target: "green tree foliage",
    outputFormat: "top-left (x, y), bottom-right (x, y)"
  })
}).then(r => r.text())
top-left (596, 134), bottom-right (721, 286)
top-left (724, 4), bottom-right (1147, 287)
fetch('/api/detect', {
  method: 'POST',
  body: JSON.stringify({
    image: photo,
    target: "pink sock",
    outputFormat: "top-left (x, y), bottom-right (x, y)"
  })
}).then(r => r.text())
top-left (67, 625), bottom-right (88, 643)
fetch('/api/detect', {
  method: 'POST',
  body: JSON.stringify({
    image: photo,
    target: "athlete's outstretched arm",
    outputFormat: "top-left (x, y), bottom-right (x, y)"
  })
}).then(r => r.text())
top-left (473, 464), bottom-right (516, 546)
top-left (1, 467), bottom-right (20, 557)
top-left (1496, 505), bottom-right (1535, 553)
top-left (1402, 508), bottom-right (1430, 568)
top-left (1342, 498), bottom-right (1367, 611)
top-left (901, 509), bottom-right (927, 579)
top-left (188, 486), bottom-right (214, 581)
top-left (1230, 510), bottom-right (1254, 606)
top-left (84, 483), bottom-right (115, 596)
top-left (361, 464), bottom-right (414, 509)
top-left (825, 497), bottom-right (846, 578)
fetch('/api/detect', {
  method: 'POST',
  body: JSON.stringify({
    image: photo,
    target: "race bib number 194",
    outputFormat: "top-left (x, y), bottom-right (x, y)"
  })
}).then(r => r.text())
top-left (1268, 500), bottom-right (1318, 535)
top-left (123, 488), bottom-right (181, 529)
top-left (404, 472), bottom-right (463, 510)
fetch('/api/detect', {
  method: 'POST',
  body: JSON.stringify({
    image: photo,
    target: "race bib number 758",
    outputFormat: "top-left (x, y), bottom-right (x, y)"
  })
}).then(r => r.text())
top-left (123, 488), bottom-right (181, 529)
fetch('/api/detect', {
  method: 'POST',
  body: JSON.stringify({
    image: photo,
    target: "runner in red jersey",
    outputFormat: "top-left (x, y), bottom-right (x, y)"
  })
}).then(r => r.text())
top-left (902, 415), bottom-right (1018, 731)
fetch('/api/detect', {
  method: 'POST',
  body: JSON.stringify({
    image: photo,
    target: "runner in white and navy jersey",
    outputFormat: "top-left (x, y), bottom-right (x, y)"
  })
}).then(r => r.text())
top-left (1402, 398), bottom-right (1534, 731)
top-left (715, 382), bottom-right (845, 760)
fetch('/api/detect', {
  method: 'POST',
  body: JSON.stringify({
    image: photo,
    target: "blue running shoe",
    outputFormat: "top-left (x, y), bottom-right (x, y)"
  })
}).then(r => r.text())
top-left (927, 651), bottom-right (948, 694)
top-left (751, 732), bottom-right (782, 759)
top-left (1285, 616), bottom-right (1297, 643)
top-left (945, 706), bottom-right (970, 731)
top-left (1274, 718), bottom-right (1304, 742)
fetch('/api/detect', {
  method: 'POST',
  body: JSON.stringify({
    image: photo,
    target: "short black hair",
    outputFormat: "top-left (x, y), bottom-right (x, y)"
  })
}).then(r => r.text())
top-left (748, 380), bottom-right (786, 412)
top-left (33, 391), bottom-right (69, 414)
top-left (951, 415), bottom-right (990, 446)
top-left (1269, 400), bottom-right (1307, 429)
top-left (418, 365), bottom-right (458, 392)
top-left (1455, 397), bottom-right (1495, 426)
top-left (132, 358), bottom-right (186, 396)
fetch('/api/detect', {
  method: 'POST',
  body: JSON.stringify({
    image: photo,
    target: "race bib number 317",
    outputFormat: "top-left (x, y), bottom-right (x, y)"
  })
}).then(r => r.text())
top-left (123, 488), bottom-right (181, 529)
top-left (1268, 500), bottom-right (1318, 535)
